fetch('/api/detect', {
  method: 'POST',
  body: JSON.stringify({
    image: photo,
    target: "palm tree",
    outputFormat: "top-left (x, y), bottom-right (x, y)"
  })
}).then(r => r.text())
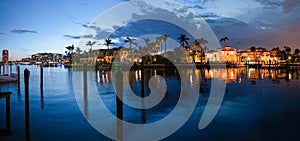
top-left (65, 44), bottom-right (75, 64)
top-left (156, 35), bottom-right (169, 55)
top-left (86, 41), bottom-right (96, 58)
top-left (74, 47), bottom-right (82, 64)
top-left (162, 35), bottom-right (169, 53)
top-left (220, 37), bottom-right (229, 48)
top-left (75, 47), bottom-right (82, 55)
top-left (193, 39), bottom-right (202, 53)
top-left (65, 44), bottom-right (75, 55)
top-left (284, 46), bottom-right (292, 55)
top-left (104, 38), bottom-right (115, 56)
top-left (294, 49), bottom-right (300, 56)
top-left (143, 38), bottom-right (152, 54)
top-left (294, 49), bottom-right (300, 63)
top-left (198, 38), bottom-right (208, 50)
top-left (153, 41), bottom-right (160, 55)
top-left (125, 37), bottom-right (138, 61)
top-left (143, 37), bottom-right (150, 45)
top-left (124, 37), bottom-right (138, 50)
top-left (198, 38), bottom-right (208, 62)
top-left (156, 36), bottom-right (164, 54)
top-left (177, 34), bottom-right (189, 49)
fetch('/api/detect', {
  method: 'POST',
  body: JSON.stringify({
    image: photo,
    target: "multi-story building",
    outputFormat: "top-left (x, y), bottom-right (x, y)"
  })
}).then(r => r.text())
top-left (239, 47), bottom-right (279, 65)
top-left (79, 47), bottom-right (123, 64)
top-left (206, 50), bottom-right (219, 62)
top-left (205, 46), bottom-right (238, 63)
top-left (2, 49), bottom-right (9, 64)
top-left (31, 53), bottom-right (63, 64)
top-left (217, 46), bottom-right (238, 64)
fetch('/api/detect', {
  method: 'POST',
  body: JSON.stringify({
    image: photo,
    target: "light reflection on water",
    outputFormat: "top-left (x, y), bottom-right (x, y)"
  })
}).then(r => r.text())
top-left (0, 65), bottom-right (300, 141)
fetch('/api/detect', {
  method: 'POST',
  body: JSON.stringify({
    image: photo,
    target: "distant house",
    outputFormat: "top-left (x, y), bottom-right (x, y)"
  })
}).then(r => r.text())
top-left (79, 47), bottom-right (123, 64)
top-left (206, 50), bottom-right (219, 62)
top-left (239, 47), bottom-right (279, 65)
top-left (31, 53), bottom-right (63, 64)
top-left (2, 49), bottom-right (9, 64)
top-left (218, 46), bottom-right (238, 63)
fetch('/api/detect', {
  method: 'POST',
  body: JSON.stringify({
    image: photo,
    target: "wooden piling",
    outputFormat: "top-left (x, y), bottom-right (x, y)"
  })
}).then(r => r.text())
top-left (24, 69), bottom-right (30, 141)
top-left (3, 64), bottom-right (5, 74)
top-left (40, 64), bottom-right (43, 91)
top-left (17, 66), bottom-right (20, 94)
top-left (6, 93), bottom-right (11, 133)
top-left (9, 64), bottom-right (12, 74)
top-left (0, 92), bottom-right (12, 136)
top-left (141, 57), bottom-right (146, 123)
top-left (83, 64), bottom-right (88, 117)
top-left (116, 70), bottom-right (123, 141)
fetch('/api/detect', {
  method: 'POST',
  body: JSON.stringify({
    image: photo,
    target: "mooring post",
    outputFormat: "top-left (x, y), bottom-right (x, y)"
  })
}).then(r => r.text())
top-left (3, 64), bottom-right (5, 74)
top-left (40, 64), bottom-right (43, 91)
top-left (116, 70), bottom-right (123, 141)
top-left (24, 69), bottom-right (30, 141)
top-left (9, 64), bottom-right (12, 74)
top-left (17, 66), bottom-right (20, 94)
top-left (0, 63), bottom-right (2, 75)
top-left (17, 66), bottom-right (20, 82)
top-left (0, 92), bottom-right (13, 136)
top-left (83, 63), bottom-right (88, 117)
top-left (141, 57), bottom-right (146, 124)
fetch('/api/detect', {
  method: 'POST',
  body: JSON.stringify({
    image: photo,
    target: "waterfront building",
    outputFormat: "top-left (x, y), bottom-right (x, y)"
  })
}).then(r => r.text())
top-left (79, 47), bottom-right (123, 64)
top-left (205, 46), bottom-right (238, 63)
top-left (31, 53), bottom-right (63, 64)
top-left (217, 46), bottom-right (238, 64)
top-left (2, 49), bottom-right (9, 64)
top-left (206, 50), bottom-right (219, 62)
top-left (239, 47), bottom-right (280, 65)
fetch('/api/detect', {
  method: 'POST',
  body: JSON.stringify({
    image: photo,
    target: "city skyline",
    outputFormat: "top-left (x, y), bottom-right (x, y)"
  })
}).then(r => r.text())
top-left (1, 0), bottom-right (300, 60)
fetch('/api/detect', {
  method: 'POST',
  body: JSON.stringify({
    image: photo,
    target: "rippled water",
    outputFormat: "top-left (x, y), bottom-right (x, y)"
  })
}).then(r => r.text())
top-left (1, 65), bottom-right (300, 141)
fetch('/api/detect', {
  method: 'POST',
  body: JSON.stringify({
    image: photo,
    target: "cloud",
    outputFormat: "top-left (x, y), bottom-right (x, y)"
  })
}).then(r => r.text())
top-left (78, 0), bottom-right (300, 51)
top-left (67, 15), bottom-right (90, 28)
top-left (63, 35), bottom-right (82, 39)
top-left (201, 13), bottom-right (220, 20)
top-left (255, 0), bottom-right (300, 13)
top-left (63, 34), bottom-right (94, 39)
top-left (11, 29), bottom-right (37, 34)
top-left (0, 32), bottom-right (6, 35)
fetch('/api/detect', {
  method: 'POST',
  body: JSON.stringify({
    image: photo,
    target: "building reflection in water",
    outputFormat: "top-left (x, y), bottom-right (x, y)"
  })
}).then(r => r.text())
top-left (96, 70), bottom-right (111, 85)
top-left (94, 68), bottom-right (300, 89)
top-left (203, 68), bottom-right (300, 84)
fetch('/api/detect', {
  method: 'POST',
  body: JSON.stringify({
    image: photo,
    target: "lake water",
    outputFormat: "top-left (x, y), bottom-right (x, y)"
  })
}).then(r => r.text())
top-left (1, 65), bottom-right (300, 141)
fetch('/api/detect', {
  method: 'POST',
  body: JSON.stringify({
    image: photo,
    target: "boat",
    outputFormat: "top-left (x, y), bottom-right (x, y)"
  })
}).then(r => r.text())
top-left (0, 73), bottom-right (19, 84)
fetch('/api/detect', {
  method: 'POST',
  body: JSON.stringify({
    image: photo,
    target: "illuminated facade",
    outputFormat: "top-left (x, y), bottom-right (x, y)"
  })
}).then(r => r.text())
top-left (218, 46), bottom-right (238, 63)
top-left (239, 47), bottom-right (280, 65)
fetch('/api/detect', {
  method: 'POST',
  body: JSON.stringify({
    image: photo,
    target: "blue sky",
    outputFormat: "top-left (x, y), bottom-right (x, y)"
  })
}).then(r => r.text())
top-left (1, 0), bottom-right (300, 60)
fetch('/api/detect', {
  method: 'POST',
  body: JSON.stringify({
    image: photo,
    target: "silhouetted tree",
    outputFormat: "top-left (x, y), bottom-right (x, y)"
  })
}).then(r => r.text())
top-left (65, 44), bottom-right (75, 64)
top-left (284, 46), bottom-right (292, 55)
top-left (294, 49), bottom-right (300, 55)
top-left (177, 34), bottom-right (189, 48)
top-left (86, 41), bottom-right (96, 57)
top-left (220, 37), bottom-right (229, 48)
top-left (104, 38), bottom-right (115, 56)
top-left (124, 37), bottom-right (137, 50)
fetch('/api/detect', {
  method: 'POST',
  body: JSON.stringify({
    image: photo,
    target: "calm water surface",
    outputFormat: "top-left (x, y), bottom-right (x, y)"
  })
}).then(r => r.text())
top-left (1, 65), bottom-right (300, 141)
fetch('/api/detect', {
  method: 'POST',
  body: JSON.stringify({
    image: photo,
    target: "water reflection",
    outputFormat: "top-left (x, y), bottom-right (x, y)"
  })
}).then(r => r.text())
top-left (204, 68), bottom-right (300, 85)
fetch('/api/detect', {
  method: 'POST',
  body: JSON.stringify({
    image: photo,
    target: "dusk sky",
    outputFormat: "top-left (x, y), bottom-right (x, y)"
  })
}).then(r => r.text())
top-left (1, 0), bottom-right (300, 60)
